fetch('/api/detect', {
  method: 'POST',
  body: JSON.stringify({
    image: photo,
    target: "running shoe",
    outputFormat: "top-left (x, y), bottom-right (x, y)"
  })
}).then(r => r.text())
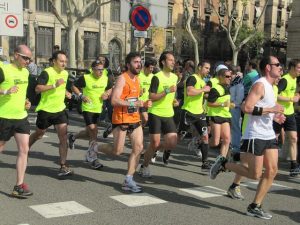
top-left (122, 179), bottom-right (142, 193)
top-left (227, 186), bottom-right (244, 200)
top-left (58, 164), bottom-right (73, 177)
top-left (162, 150), bottom-right (171, 165)
top-left (201, 161), bottom-right (211, 170)
top-left (68, 133), bottom-right (75, 150)
top-left (11, 183), bottom-right (33, 199)
top-left (246, 204), bottom-right (272, 220)
top-left (138, 165), bottom-right (152, 178)
top-left (209, 155), bottom-right (226, 179)
top-left (289, 166), bottom-right (300, 177)
top-left (90, 159), bottom-right (103, 169)
top-left (151, 151), bottom-right (158, 163)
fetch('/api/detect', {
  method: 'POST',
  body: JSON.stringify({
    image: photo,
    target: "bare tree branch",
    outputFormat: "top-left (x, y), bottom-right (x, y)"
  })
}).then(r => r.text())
top-left (79, 0), bottom-right (100, 20)
top-left (253, 0), bottom-right (269, 30)
top-left (47, 0), bottom-right (68, 28)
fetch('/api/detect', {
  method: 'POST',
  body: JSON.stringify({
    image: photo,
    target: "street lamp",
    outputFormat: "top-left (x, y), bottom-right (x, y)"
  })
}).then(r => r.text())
top-left (33, 20), bottom-right (39, 64)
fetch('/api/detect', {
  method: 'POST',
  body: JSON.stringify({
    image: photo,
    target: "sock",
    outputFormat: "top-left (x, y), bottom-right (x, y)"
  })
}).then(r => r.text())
top-left (200, 143), bottom-right (208, 161)
top-left (125, 175), bottom-right (133, 181)
top-left (291, 160), bottom-right (297, 169)
top-left (230, 183), bottom-right (239, 189)
top-left (249, 203), bottom-right (260, 209)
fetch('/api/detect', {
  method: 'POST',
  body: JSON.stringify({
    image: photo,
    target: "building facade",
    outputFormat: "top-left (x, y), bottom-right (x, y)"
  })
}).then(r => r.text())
top-left (287, 0), bottom-right (299, 60)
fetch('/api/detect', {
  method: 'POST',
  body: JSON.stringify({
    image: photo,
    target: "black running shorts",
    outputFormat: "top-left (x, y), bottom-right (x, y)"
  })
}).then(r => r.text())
top-left (240, 138), bottom-right (278, 156)
top-left (36, 110), bottom-right (68, 130)
top-left (148, 113), bottom-right (177, 134)
top-left (273, 114), bottom-right (297, 134)
top-left (0, 117), bottom-right (30, 141)
top-left (82, 111), bottom-right (100, 126)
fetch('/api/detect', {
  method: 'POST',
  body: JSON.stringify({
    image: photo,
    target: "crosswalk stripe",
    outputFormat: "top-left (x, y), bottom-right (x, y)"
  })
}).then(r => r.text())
top-left (179, 186), bottom-right (227, 198)
top-left (110, 193), bottom-right (167, 207)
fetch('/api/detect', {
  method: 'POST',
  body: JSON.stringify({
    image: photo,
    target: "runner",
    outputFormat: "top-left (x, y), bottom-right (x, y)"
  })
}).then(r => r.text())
top-left (0, 45), bottom-right (33, 198)
top-left (29, 50), bottom-right (73, 177)
top-left (87, 52), bottom-right (151, 193)
top-left (209, 56), bottom-right (284, 219)
top-left (68, 60), bottom-right (113, 169)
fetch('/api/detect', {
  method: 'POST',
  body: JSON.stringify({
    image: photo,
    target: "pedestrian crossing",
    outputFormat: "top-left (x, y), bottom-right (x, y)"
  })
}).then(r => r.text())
top-left (28, 181), bottom-right (292, 218)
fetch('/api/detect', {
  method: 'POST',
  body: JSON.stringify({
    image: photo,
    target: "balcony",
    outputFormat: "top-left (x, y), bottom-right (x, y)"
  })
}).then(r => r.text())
top-left (205, 7), bottom-right (212, 15)
top-left (278, 0), bottom-right (285, 9)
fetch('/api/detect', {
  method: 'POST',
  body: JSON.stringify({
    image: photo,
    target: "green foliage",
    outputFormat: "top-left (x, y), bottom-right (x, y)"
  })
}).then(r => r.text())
top-left (232, 24), bottom-right (264, 48)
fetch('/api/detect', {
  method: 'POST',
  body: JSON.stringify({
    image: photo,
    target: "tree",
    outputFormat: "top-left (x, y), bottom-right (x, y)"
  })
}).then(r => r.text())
top-left (48, 0), bottom-right (109, 68)
top-left (209, 0), bottom-right (269, 66)
top-left (183, 0), bottom-right (199, 66)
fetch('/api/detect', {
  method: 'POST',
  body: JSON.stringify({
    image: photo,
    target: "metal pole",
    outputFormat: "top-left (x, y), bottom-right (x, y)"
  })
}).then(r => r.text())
top-left (130, 0), bottom-right (136, 52)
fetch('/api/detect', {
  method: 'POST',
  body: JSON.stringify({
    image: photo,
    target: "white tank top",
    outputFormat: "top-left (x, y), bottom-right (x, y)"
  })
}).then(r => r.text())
top-left (243, 77), bottom-right (276, 140)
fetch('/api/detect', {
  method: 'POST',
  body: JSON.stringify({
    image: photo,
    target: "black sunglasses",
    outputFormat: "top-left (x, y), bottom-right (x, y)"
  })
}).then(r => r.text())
top-left (269, 63), bottom-right (281, 67)
top-left (225, 75), bottom-right (232, 78)
top-left (17, 53), bottom-right (31, 61)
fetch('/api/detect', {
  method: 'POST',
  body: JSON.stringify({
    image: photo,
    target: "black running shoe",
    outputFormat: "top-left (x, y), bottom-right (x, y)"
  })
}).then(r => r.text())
top-left (68, 133), bottom-right (75, 150)
top-left (209, 155), bottom-right (226, 179)
top-left (163, 150), bottom-right (171, 165)
top-left (11, 183), bottom-right (33, 199)
top-left (201, 161), bottom-right (211, 170)
top-left (246, 204), bottom-right (272, 220)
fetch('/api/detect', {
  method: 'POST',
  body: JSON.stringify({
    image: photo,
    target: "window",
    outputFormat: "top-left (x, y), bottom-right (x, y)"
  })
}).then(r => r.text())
top-left (61, 29), bottom-right (69, 53)
top-left (168, 6), bottom-right (173, 26)
top-left (110, 0), bottom-right (120, 22)
top-left (61, 0), bottom-right (67, 15)
top-left (36, 0), bottom-right (51, 12)
top-left (165, 31), bottom-right (173, 51)
top-left (37, 27), bottom-right (53, 57)
top-left (84, 31), bottom-right (99, 60)
top-left (9, 25), bottom-right (28, 56)
top-left (23, 0), bottom-right (29, 9)
top-left (86, 0), bottom-right (100, 19)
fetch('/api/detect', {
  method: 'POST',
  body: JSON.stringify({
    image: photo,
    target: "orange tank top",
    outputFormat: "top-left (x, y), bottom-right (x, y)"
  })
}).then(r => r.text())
top-left (112, 72), bottom-right (141, 124)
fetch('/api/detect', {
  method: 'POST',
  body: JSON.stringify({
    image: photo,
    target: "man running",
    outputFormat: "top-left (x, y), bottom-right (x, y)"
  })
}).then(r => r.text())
top-left (29, 51), bottom-right (73, 177)
top-left (0, 45), bottom-right (33, 198)
top-left (209, 56), bottom-right (284, 219)
top-left (87, 52), bottom-right (151, 193)
top-left (68, 60), bottom-right (112, 169)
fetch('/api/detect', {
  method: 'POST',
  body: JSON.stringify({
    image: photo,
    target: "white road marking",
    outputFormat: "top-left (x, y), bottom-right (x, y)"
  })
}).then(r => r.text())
top-left (180, 186), bottom-right (227, 198)
top-left (110, 193), bottom-right (167, 207)
top-left (30, 201), bottom-right (93, 218)
top-left (240, 181), bottom-right (292, 192)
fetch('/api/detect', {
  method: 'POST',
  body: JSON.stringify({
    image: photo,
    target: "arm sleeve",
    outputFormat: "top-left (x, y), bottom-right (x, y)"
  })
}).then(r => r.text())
top-left (36, 71), bottom-right (49, 85)
top-left (207, 88), bottom-right (220, 103)
top-left (74, 76), bottom-right (86, 89)
top-left (277, 78), bottom-right (287, 94)
top-left (0, 68), bottom-right (4, 83)
top-left (149, 76), bottom-right (159, 93)
top-left (186, 76), bottom-right (197, 87)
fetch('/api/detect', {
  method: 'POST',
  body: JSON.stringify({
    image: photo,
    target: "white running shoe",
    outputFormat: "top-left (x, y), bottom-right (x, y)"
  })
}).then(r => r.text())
top-left (122, 179), bottom-right (142, 193)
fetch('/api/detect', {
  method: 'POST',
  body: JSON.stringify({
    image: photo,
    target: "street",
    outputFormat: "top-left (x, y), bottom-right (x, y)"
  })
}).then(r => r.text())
top-left (0, 111), bottom-right (299, 225)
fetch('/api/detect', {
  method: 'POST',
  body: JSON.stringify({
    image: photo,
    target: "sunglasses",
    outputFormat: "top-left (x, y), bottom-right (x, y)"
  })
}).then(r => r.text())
top-left (17, 53), bottom-right (31, 61)
top-left (269, 63), bottom-right (281, 67)
top-left (225, 75), bottom-right (232, 78)
top-left (94, 68), bottom-right (104, 72)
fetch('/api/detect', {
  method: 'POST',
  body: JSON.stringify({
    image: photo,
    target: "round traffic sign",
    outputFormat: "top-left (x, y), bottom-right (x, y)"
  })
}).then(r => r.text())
top-left (130, 5), bottom-right (151, 31)
top-left (5, 15), bottom-right (18, 28)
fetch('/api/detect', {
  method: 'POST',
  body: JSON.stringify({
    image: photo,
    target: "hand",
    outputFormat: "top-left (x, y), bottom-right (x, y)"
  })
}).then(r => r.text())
top-left (8, 86), bottom-right (19, 94)
top-left (292, 94), bottom-right (300, 103)
top-left (272, 104), bottom-right (284, 113)
top-left (134, 100), bottom-right (144, 107)
top-left (65, 91), bottom-right (72, 99)
top-left (169, 85), bottom-right (177, 93)
top-left (230, 102), bottom-right (235, 108)
top-left (82, 96), bottom-right (91, 103)
top-left (173, 99), bottom-right (179, 107)
top-left (101, 92), bottom-right (109, 100)
top-left (25, 98), bottom-right (31, 110)
top-left (55, 78), bottom-right (65, 87)
top-left (144, 99), bottom-right (152, 108)
top-left (202, 85), bottom-right (211, 93)
top-left (274, 113), bottom-right (286, 124)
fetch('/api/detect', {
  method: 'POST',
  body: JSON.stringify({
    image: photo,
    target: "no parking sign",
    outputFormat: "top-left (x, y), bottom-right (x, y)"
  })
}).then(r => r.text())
top-left (0, 0), bottom-right (23, 36)
top-left (129, 5), bottom-right (151, 31)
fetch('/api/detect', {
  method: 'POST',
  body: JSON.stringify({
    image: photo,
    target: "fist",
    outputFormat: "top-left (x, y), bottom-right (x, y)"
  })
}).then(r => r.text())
top-left (55, 78), bottom-right (65, 87)
top-left (169, 85), bottom-right (177, 93)
top-left (144, 99), bottom-right (152, 108)
top-left (8, 86), bottom-right (19, 94)
top-left (25, 98), bottom-right (31, 110)
top-left (202, 85), bottom-right (211, 93)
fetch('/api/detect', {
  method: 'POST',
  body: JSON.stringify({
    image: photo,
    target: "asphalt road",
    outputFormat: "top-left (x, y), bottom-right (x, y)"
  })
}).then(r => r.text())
top-left (0, 112), bottom-right (299, 225)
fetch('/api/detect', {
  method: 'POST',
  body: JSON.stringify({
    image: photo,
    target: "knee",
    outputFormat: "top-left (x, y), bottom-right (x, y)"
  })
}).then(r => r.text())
top-left (250, 171), bottom-right (262, 180)
top-left (151, 141), bottom-right (160, 150)
top-left (264, 167), bottom-right (278, 179)
top-left (222, 135), bottom-right (231, 145)
top-left (289, 135), bottom-right (297, 144)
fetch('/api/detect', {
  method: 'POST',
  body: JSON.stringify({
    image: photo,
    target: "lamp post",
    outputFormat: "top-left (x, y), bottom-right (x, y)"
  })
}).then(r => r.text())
top-left (33, 20), bottom-right (39, 64)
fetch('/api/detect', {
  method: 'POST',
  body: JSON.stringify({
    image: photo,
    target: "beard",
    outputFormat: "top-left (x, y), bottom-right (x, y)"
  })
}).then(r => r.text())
top-left (129, 67), bottom-right (141, 75)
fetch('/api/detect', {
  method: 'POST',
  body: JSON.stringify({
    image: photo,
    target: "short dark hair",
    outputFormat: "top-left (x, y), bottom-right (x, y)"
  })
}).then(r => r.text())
top-left (91, 60), bottom-right (103, 68)
top-left (125, 52), bottom-right (141, 65)
top-left (288, 59), bottom-right (300, 70)
top-left (248, 61), bottom-right (257, 69)
top-left (52, 50), bottom-right (67, 60)
top-left (97, 55), bottom-right (110, 68)
top-left (144, 58), bottom-right (157, 68)
top-left (159, 51), bottom-right (174, 69)
top-left (259, 56), bottom-right (273, 75)
top-left (198, 60), bottom-right (210, 68)
top-left (217, 68), bottom-right (230, 77)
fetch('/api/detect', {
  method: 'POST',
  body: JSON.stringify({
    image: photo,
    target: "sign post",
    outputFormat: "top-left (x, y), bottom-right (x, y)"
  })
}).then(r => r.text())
top-left (0, 0), bottom-right (23, 36)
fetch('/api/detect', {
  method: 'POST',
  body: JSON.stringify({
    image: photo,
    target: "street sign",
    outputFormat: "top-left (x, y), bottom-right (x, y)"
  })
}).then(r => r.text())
top-left (0, 0), bottom-right (23, 36)
top-left (120, 0), bottom-right (168, 28)
top-left (134, 30), bottom-right (148, 38)
top-left (130, 5), bottom-right (151, 31)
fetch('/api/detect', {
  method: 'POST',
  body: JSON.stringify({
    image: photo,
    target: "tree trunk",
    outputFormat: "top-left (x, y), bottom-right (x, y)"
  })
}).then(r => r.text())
top-left (232, 49), bottom-right (238, 66)
top-left (68, 26), bottom-right (77, 68)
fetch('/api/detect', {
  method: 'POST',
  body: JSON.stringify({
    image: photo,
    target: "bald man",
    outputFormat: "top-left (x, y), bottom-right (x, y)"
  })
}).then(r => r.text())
top-left (0, 45), bottom-right (33, 198)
